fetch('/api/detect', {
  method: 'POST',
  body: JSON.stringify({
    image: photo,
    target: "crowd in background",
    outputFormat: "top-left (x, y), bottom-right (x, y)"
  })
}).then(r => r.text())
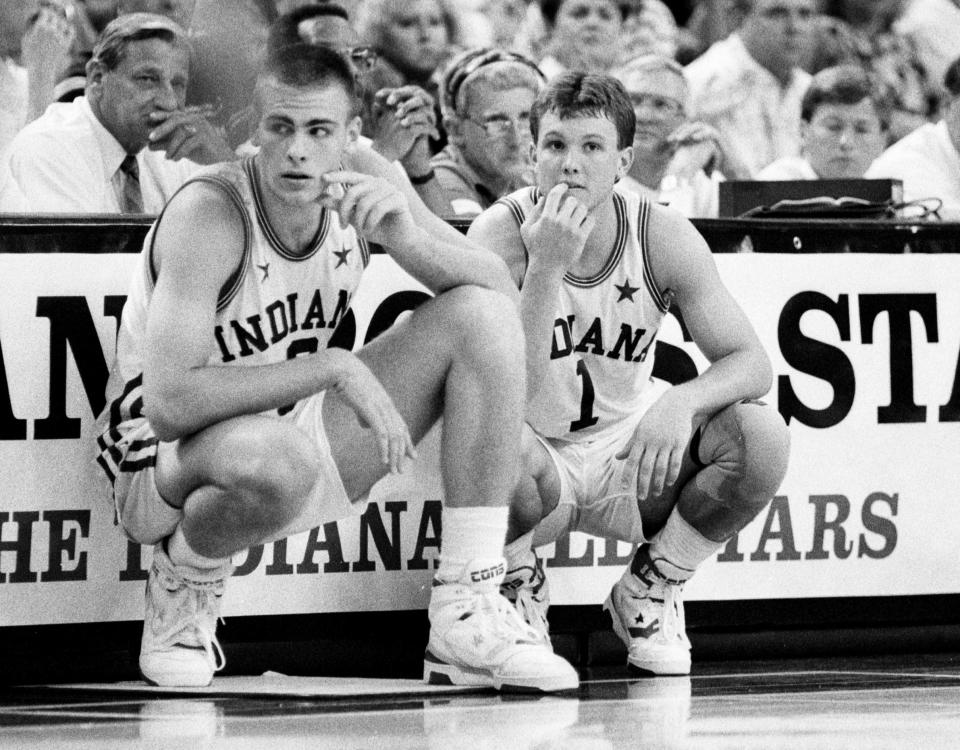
top-left (1, 0), bottom-right (959, 218)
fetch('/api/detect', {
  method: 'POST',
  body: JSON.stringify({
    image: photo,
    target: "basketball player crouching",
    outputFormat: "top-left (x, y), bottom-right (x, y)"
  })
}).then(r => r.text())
top-left (468, 72), bottom-right (791, 675)
top-left (96, 44), bottom-right (577, 692)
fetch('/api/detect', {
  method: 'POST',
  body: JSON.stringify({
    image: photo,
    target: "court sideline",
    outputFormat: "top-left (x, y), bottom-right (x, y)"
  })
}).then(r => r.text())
top-left (2, 652), bottom-right (959, 748)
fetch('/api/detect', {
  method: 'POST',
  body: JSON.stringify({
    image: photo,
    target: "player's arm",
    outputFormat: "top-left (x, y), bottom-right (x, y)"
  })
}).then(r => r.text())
top-left (342, 145), bottom-right (517, 301)
top-left (617, 205), bottom-right (772, 500)
top-left (651, 205), bottom-right (772, 413)
top-left (143, 183), bottom-right (414, 469)
top-left (469, 184), bottom-right (594, 402)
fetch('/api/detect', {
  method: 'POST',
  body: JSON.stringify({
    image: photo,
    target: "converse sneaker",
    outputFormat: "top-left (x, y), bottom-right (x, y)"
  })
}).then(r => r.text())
top-left (603, 544), bottom-right (692, 676)
top-left (139, 543), bottom-right (231, 687)
top-left (500, 553), bottom-right (551, 646)
top-left (424, 558), bottom-right (578, 692)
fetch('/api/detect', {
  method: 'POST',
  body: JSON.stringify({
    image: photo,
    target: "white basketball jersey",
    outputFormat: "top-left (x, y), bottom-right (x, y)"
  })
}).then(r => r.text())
top-left (96, 157), bottom-right (368, 488)
top-left (497, 187), bottom-right (669, 442)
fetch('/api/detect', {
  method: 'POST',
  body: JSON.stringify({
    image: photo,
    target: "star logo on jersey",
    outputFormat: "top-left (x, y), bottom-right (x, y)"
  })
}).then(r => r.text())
top-left (334, 248), bottom-right (351, 268)
top-left (257, 262), bottom-right (270, 282)
top-left (615, 278), bottom-right (640, 302)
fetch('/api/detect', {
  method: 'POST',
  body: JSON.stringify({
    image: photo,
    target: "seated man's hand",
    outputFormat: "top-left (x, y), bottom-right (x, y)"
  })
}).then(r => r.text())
top-left (147, 107), bottom-right (237, 164)
top-left (368, 86), bottom-right (439, 163)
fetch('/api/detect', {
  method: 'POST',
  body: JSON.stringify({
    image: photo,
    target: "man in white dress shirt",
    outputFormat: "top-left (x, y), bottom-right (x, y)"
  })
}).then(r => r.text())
top-left (0, 13), bottom-right (233, 213)
top-left (684, 0), bottom-right (817, 178)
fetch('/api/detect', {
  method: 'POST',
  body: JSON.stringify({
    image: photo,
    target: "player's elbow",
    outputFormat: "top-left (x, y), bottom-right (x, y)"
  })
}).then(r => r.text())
top-left (142, 384), bottom-right (197, 442)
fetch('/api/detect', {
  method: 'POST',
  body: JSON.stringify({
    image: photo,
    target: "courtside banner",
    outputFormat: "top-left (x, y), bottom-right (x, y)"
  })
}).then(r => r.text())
top-left (1, 252), bottom-right (958, 625)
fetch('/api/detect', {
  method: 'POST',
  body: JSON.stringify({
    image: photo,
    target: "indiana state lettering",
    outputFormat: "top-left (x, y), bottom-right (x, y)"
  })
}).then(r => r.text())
top-left (550, 314), bottom-right (655, 364)
top-left (214, 288), bottom-right (351, 362)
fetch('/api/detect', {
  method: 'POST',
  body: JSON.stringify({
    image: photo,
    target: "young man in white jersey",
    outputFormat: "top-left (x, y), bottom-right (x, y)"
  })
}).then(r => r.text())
top-left (468, 72), bottom-right (791, 675)
top-left (95, 44), bottom-right (577, 692)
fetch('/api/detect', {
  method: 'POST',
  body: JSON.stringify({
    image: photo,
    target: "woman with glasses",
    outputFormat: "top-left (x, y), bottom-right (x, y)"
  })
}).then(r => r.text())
top-left (430, 48), bottom-right (546, 216)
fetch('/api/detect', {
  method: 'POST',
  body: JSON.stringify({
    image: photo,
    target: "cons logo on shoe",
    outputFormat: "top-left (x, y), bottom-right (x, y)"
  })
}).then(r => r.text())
top-left (470, 562), bottom-right (506, 583)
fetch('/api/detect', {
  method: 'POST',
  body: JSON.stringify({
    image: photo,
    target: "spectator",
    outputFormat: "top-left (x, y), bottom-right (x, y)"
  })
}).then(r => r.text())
top-left (536, 0), bottom-right (626, 79)
top-left (613, 54), bottom-right (743, 217)
top-left (474, 0), bottom-right (531, 51)
top-left (0, 1), bottom-right (76, 159)
top-left (357, 0), bottom-right (470, 92)
top-left (0, 13), bottom-right (233, 213)
top-left (684, 0), bottom-right (818, 178)
top-left (866, 54), bottom-right (960, 220)
top-left (810, 1), bottom-right (944, 143)
top-left (757, 64), bottom-right (888, 180)
top-left (679, 0), bottom-right (750, 63)
top-left (893, 0), bottom-right (960, 93)
top-left (48, 1), bottom-right (201, 108)
top-left (620, 0), bottom-right (680, 63)
top-left (431, 48), bottom-right (545, 216)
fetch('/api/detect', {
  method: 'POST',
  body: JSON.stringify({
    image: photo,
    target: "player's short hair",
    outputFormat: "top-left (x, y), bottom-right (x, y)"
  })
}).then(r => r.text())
top-left (255, 43), bottom-right (360, 119)
top-left (530, 72), bottom-right (636, 149)
top-left (440, 48), bottom-right (545, 117)
top-left (90, 12), bottom-right (190, 71)
top-left (800, 64), bottom-right (888, 129)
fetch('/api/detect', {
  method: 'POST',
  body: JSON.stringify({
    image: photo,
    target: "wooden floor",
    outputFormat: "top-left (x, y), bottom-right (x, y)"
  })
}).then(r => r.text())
top-left (2, 652), bottom-right (959, 748)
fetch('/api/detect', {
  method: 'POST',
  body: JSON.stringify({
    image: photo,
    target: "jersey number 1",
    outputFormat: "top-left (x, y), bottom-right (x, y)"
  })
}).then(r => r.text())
top-left (570, 358), bottom-right (599, 432)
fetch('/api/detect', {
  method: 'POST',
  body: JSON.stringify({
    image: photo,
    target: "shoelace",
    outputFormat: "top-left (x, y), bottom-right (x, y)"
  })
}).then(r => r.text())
top-left (513, 588), bottom-right (550, 639)
top-left (482, 590), bottom-right (543, 644)
top-left (157, 581), bottom-right (227, 673)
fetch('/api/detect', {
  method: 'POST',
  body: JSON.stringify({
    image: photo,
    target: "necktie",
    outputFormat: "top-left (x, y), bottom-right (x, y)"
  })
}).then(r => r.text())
top-left (119, 154), bottom-right (144, 214)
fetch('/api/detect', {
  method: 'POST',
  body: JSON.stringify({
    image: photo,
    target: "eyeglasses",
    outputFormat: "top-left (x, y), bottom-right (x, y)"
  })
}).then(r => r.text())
top-left (465, 113), bottom-right (532, 137)
top-left (629, 93), bottom-right (684, 116)
top-left (345, 46), bottom-right (379, 71)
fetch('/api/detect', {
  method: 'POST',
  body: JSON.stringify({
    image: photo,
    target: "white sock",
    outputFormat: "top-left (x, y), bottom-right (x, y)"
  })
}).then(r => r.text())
top-left (166, 526), bottom-right (231, 571)
top-left (649, 507), bottom-right (722, 580)
top-left (437, 506), bottom-right (509, 582)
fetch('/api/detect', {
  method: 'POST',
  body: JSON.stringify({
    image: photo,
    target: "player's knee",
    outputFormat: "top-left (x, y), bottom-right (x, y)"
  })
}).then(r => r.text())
top-left (706, 401), bottom-right (790, 514)
top-left (441, 285), bottom-right (524, 369)
top-left (219, 425), bottom-right (319, 522)
top-left (727, 400), bottom-right (790, 507)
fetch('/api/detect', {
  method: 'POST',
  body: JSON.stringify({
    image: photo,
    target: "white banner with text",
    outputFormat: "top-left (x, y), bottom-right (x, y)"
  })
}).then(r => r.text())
top-left (0, 252), bottom-right (958, 625)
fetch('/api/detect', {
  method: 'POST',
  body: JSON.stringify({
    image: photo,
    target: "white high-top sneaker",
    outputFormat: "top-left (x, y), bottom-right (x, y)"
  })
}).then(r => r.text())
top-left (603, 544), bottom-right (692, 676)
top-left (139, 543), bottom-right (231, 687)
top-left (424, 558), bottom-right (578, 692)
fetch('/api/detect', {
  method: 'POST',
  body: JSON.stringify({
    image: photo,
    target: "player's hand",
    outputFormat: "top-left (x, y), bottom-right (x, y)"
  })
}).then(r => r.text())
top-left (331, 351), bottom-right (417, 473)
top-left (520, 183), bottom-right (595, 272)
top-left (319, 170), bottom-right (418, 246)
top-left (148, 108), bottom-right (236, 164)
top-left (615, 391), bottom-right (696, 501)
top-left (369, 86), bottom-right (439, 162)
